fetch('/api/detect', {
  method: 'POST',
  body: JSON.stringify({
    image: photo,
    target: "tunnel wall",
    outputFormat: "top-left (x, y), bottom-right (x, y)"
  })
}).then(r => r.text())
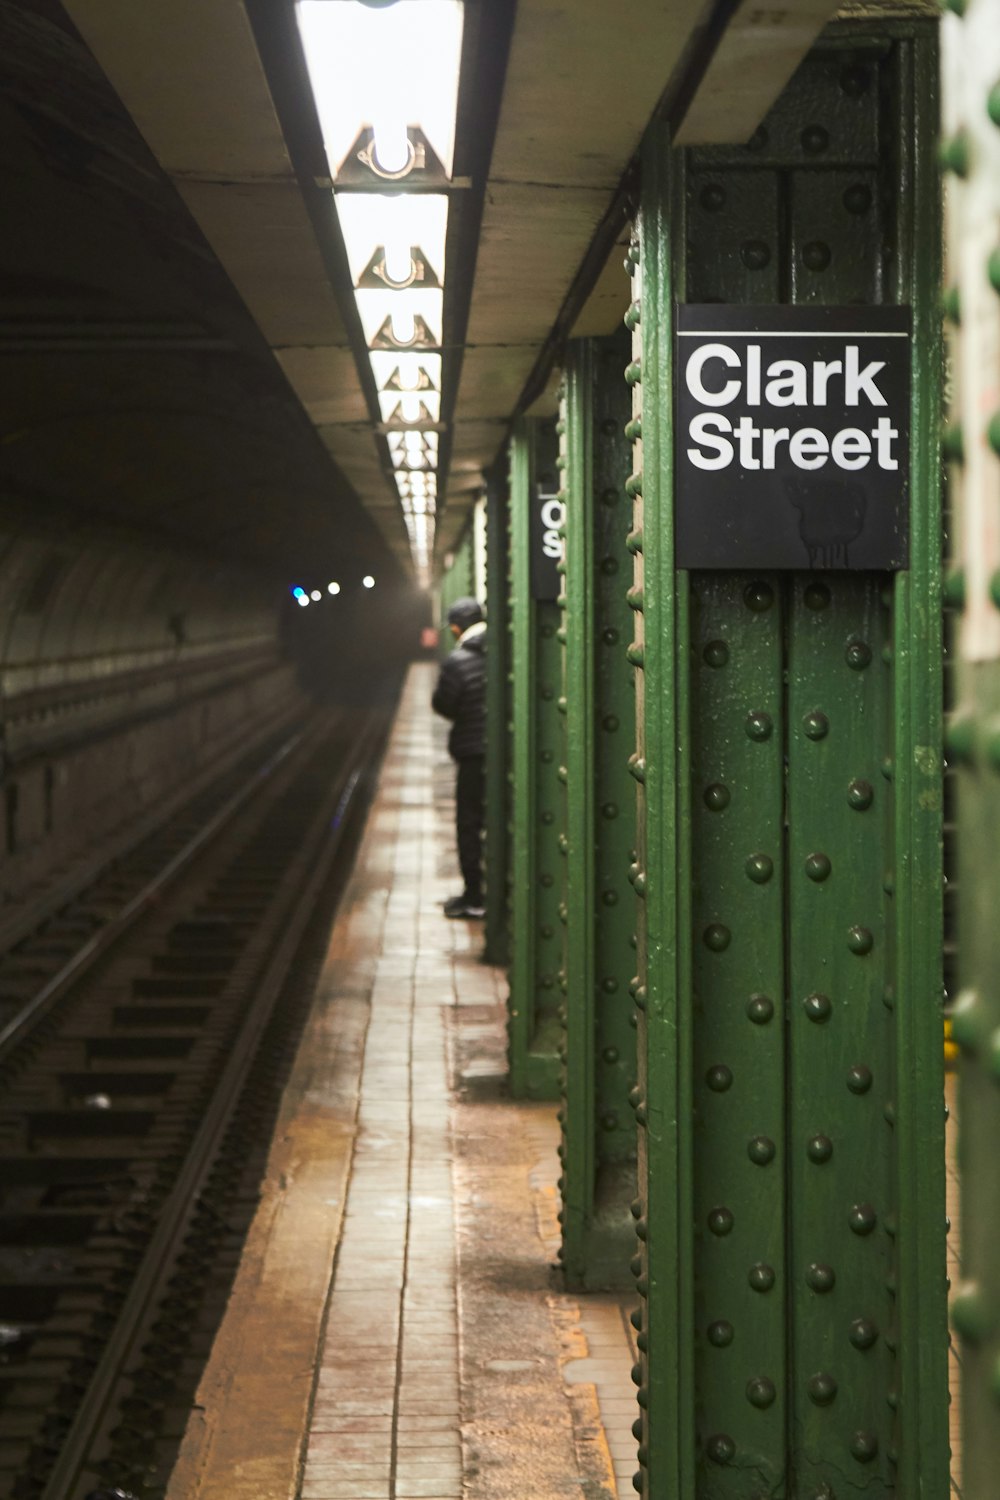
top-left (0, 523), bottom-right (301, 918)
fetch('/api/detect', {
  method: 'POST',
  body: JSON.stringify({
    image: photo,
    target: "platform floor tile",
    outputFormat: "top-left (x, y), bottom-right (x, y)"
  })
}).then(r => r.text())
top-left (168, 668), bottom-right (635, 1500)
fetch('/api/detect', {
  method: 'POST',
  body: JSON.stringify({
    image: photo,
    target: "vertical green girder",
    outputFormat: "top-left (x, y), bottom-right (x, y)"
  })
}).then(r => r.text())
top-left (690, 573), bottom-right (787, 1486)
top-left (484, 464), bottom-right (511, 967)
top-left (627, 118), bottom-right (695, 1500)
top-left (629, 28), bottom-right (947, 1498)
top-left (439, 524), bottom-right (476, 650)
top-left (557, 334), bottom-right (637, 1288)
top-left (784, 575), bottom-right (900, 1493)
top-left (507, 417), bottom-right (563, 1100)
top-left (941, 0), bottom-right (1000, 1489)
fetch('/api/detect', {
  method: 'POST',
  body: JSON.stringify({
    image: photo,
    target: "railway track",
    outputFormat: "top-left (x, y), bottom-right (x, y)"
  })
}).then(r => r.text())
top-left (0, 705), bottom-right (387, 1500)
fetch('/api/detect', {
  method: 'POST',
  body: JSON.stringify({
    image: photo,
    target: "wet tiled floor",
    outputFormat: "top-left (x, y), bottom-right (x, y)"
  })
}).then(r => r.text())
top-left (300, 670), bottom-right (636, 1500)
top-left (170, 666), bottom-right (634, 1500)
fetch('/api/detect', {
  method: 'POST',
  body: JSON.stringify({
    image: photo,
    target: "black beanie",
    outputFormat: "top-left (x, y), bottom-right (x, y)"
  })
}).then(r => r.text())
top-left (446, 597), bottom-right (484, 631)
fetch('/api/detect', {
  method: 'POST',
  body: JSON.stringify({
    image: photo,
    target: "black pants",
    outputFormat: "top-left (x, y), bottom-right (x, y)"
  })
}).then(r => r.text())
top-left (455, 755), bottom-right (485, 901)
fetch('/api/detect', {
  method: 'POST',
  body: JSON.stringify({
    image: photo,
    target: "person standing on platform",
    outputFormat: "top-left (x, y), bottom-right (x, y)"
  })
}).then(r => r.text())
top-left (432, 597), bottom-right (487, 919)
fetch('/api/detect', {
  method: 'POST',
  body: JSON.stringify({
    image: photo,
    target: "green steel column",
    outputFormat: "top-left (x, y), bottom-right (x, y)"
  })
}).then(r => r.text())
top-left (557, 334), bottom-right (637, 1289)
top-left (776, 33), bottom-right (945, 1496)
top-left (439, 524), bottom-right (476, 650)
top-left (629, 28), bottom-right (946, 1500)
top-left (887, 33), bottom-right (948, 1492)
top-left (690, 572), bottom-right (788, 1489)
top-left (484, 464), bottom-right (510, 966)
top-left (626, 122), bottom-right (697, 1497)
top-left (507, 417), bottom-right (562, 1100)
top-left (438, 552), bottom-right (455, 641)
top-left (942, 0), bottom-right (1000, 1491)
top-left (785, 576), bottom-right (898, 1491)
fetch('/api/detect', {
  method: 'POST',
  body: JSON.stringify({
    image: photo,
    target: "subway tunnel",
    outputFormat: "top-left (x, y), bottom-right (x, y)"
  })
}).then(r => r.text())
top-left (1, 0), bottom-right (422, 908)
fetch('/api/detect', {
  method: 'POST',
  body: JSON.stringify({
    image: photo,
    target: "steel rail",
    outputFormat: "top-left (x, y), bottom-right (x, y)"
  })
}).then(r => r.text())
top-left (0, 728), bottom-right (306, 1061)
top-left (38, 711), bottom-right (386, 1500)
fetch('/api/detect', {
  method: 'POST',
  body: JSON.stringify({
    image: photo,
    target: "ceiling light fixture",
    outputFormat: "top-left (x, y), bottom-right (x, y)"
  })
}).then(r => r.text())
top-left (383, 239), bottom-right (414, 288)
top-left (371, 114), bottom-right (410, 177)
top-left (296, 1), bottom-right (465, 583)
top-left (337, 195), bottom-right (448, 286)
top-left (370, 352), bottom-right (441, 392)
top-left (390, 307), bottom-right (417, 346)
top-left (297, 1), bottom-right (464, 180)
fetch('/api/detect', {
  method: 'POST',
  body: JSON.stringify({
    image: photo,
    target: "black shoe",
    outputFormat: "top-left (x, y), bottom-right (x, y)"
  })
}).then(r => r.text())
top-left (443, 894), bottom-right (485, 919)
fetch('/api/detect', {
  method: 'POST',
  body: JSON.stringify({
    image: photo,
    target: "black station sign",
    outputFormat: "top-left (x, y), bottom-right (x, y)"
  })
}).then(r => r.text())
top-left (531, 423), bottom-right (564, 601)
top-left (674, 304), bottom-right (911, 570)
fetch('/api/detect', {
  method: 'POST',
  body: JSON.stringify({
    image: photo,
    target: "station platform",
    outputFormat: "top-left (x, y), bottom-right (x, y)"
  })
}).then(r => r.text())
top-left (166, 665), bottom-right (637, 1500)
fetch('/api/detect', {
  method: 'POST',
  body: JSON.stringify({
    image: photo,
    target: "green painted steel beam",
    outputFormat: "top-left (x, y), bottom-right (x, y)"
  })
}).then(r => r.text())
top-left (629, 27), bottom-right (946, 1499)
top-left (887, 31), bottom-right (949, 1495)
top-left (690, 573), bottom-right (787, 1490)
top-left (943, 0), bottom-right (1000, 1486)
top-left (785, 575), bottom-right (898, 1492)
top-left (557, 334), bottom-right (637, 1290)
top-left (507, 417), bottom-right (562, 1100)
top-left (484, 464), bottom-right (511, 967)
top-left (438, 526), bottom-right (476, 654)
top-left (627, 121), bottom-right (697, 1498)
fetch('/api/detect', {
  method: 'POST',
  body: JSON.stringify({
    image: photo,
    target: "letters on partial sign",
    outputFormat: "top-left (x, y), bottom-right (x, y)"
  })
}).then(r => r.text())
top-left (540, 494), bottom-right (564, 559)
top-left (684, 340), bottom-right (898, 473)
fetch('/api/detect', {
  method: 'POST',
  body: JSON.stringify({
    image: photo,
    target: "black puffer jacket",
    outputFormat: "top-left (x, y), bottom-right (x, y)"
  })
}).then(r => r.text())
top-left (432, 626), bottom-right (486, 760)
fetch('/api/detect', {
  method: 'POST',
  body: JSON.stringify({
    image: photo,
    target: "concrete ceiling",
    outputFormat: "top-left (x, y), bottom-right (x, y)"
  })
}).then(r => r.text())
top-left (53, 0), bottom-right (843, 575)
top-left (0, 0), bottom-right (399, 596)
